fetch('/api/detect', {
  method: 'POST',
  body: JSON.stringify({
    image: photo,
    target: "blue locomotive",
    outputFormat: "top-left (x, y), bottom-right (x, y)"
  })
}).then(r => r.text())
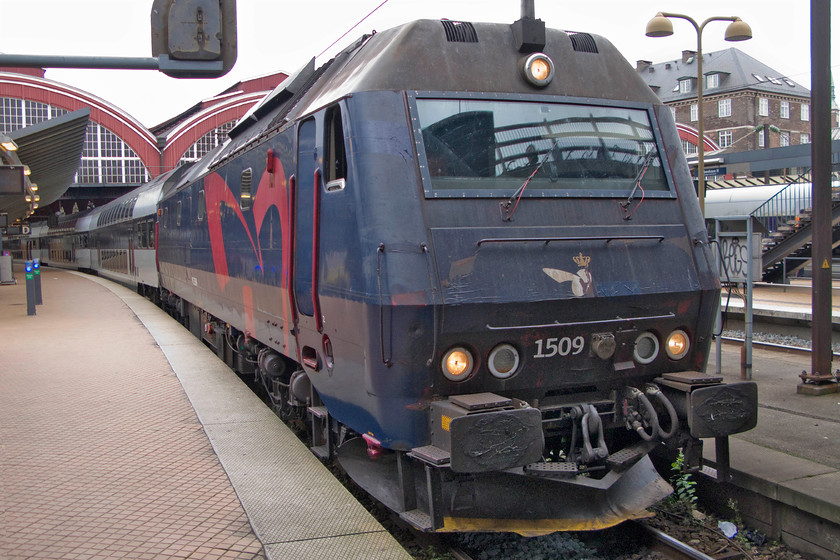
top-left (26, 9), bottom-right (757, 534)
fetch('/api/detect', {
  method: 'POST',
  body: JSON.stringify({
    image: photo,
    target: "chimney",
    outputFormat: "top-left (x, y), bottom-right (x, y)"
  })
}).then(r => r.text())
top-left (636, 60), bottom-right (652, 72)
top-left (682, 50), bottom-right (697, 63)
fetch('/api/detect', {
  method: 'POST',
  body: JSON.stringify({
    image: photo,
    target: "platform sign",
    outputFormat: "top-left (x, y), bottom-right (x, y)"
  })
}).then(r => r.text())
top-left (718, 233), bottom-right (762, 283)
top-left (713, 216), bottom-right (763, 380)
top-left (713, 217), bottom-right (764, 283)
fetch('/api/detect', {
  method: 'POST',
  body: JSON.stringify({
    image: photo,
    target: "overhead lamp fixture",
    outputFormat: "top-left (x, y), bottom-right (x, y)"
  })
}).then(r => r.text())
top-left (0, 134), bottom-right (18, 152)
top-left (724, 18), bottom-right (753, 42)
top-left (29, 183), bottom-right (38, 192)
top-left (645, 11), bottom-right (752, 216)
top-left (23, 165), bottom-right (31, 176)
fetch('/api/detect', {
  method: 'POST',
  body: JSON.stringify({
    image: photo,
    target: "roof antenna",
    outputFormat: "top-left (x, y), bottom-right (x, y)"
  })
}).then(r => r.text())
top-left (512, 0), bottom-right (546, 53)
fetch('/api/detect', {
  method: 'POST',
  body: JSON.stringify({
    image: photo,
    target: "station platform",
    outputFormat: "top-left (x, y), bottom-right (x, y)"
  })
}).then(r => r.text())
top-left (721, 281), bottom-right (840, 325)
top-left (706, 281), bottom-right (840, 559)
top-left (0, 265), bottom-right (410, 560)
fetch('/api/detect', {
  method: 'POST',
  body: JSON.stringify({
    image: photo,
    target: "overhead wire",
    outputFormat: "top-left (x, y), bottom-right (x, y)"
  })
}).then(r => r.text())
top-left (317, 0), bottom-right (391, 59)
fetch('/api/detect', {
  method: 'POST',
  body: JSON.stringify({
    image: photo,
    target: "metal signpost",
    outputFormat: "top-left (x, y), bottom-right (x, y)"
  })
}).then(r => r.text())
top-left (33, 258), bottom-right (42, 305)
top-left (24, 260), bottom-right (35, 316)
top-left (714, 217), bottom-right (762, 379)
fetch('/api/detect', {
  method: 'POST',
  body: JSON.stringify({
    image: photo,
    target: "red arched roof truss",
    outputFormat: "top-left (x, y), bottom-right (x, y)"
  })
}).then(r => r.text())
top-left (675, 123), bottom-right (720, 152)
top-left (0, 72), bottom-right (161, 176)
top-left (161, 92), bottom-right (266, 171)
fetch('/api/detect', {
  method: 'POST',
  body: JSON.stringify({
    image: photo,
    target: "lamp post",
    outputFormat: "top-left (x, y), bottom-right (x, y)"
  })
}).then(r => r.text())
top-left (646, 12), bottom-right (752, 215)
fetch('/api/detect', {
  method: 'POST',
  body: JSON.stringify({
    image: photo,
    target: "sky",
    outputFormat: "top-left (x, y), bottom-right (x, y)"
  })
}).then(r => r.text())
top-left (0, 1), bottom-right (837, 128)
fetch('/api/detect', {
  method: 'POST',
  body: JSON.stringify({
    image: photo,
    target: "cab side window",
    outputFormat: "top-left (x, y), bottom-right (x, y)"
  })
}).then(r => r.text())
top-left (324, 105), bottom-right (347, 190)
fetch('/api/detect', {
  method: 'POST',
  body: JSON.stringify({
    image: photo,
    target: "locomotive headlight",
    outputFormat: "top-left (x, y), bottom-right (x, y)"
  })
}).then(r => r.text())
top-left (442, 347), bottom-right (474, 381)
top-left (522, 53), bottom-right (555, 87)
top-left (633, 332), bottom-right (660, 365)
top-left (488, 344), bottom-right (520, 379)
top-left (665, 330), bottom-right (690, 360)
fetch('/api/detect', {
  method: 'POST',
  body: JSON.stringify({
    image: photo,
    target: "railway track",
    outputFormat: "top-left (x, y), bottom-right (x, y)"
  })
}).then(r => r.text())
top-left (720, 334), bottom-right (840, 358)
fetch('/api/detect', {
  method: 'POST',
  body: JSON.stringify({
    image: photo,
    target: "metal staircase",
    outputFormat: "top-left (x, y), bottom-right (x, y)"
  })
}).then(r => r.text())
top-left (754, 177), bottom-right (840, 283)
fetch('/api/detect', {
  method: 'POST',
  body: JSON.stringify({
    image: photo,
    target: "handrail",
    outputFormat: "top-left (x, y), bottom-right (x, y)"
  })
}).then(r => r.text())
top-left (750, 174), bottom-right (811, 235)
top-left (477, 235), bottom-right (664, 246)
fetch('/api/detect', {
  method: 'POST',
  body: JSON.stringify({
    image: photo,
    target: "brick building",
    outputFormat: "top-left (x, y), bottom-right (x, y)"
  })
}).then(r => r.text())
top-left (636, 48), bottom-right (827, 160)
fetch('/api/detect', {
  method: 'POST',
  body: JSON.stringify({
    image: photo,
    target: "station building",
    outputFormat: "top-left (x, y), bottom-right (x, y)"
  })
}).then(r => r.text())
top-left (0, 67), bottom-right (287, 221)
top-left (637, 47), bottom-right (839, 173)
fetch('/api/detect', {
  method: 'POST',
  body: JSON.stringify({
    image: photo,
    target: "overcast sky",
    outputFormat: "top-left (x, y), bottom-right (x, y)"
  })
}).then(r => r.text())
top-left (0, 0), bottom-right (837, 128)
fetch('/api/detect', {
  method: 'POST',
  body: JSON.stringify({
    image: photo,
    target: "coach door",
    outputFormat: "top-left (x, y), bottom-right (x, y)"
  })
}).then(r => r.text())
top-left (292, 118), bottom-right (324, 371)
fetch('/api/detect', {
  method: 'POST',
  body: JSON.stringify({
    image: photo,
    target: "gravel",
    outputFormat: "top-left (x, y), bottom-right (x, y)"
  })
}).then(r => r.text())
top-left (721, 329), bottom-right (840, 353)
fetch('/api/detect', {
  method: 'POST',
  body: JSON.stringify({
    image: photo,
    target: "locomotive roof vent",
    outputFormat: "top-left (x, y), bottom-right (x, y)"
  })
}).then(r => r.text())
top-left (569, 32), bottom-right (599, 54)
top-left (441, 20), bottom-right (478, 43)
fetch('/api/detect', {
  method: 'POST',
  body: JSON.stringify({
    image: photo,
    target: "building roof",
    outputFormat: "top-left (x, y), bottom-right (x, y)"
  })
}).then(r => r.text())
top-left (638, 47), bottom-right (810, 103)
top-left (0, 108), bottom-right (89, 222)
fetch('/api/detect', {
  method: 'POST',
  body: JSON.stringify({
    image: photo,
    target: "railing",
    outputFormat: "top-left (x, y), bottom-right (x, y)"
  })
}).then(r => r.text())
top-left (750, 177), bottom-right (812, 235)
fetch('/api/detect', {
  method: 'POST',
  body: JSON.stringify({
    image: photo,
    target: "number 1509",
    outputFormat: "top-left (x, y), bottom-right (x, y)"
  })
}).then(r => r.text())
top-left (533, 336), bottom-right (586, 358)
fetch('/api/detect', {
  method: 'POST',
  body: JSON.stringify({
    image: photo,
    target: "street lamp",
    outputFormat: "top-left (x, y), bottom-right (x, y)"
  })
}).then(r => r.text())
top-left (646, 12), bottom-right (752, 215)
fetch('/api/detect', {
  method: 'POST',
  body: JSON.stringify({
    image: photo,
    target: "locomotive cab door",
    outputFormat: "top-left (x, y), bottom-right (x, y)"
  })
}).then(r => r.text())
top-left (292, 118), bottom-right (324, 371)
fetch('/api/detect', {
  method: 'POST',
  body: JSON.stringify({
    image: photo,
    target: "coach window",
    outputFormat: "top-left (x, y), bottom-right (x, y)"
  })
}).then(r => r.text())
top-left (240, 168), bottom-right (253, 210)
top-left (324, 105), bottom-right (347, 191)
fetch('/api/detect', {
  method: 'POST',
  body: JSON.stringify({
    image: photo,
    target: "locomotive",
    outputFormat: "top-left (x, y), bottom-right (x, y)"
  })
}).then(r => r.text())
top-left (24, 8), bottom-right (758, 535)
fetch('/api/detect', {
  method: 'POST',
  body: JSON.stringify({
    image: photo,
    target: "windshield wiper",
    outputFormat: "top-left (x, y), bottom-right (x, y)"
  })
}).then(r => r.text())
top-left (620, 150), bottom-right (657, 220)
top-left (500, 139), bottom-right (558, 222)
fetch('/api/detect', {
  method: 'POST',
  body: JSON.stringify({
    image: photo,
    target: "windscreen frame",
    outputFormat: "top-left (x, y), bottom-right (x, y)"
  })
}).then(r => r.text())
top-left (407, 91), bottom-right (678, 200)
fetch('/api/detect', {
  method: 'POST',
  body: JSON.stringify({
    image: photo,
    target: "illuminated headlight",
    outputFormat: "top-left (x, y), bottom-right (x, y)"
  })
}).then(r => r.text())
top-left (442, 347), bottom-right (474, 381)
top-left (488, 344), bottom-right (520, 379)
top-left (665, 329), bottom-right (690, 360)
top-left (633, 332), bottom-right (660, 365)
top-left (522, 53), bottom-right (555, 87)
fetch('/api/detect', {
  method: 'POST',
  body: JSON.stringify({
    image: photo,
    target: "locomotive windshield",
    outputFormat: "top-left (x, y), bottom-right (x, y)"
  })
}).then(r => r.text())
top-left (415, 98), bottom-right (669, 197)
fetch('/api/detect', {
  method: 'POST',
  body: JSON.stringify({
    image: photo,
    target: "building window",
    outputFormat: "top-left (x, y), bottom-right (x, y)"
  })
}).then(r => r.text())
top-left (780, 101), bottom-right (790, 119)
top-left (780, 131), bottom-right (790, 146)
top-left (690, 104), bottom-right (698, 122)
top-left (718, 99), bottom-right (732, 118)
top-left (179, 120), bottom-right (236, 163)
top-left (758, 97), bottom-right (769, 116)
top-left (801, 103), bottom-right (810, 121)
top-left (706, 74), bottom-right (719, 89)
top-left (679, 79), bottom-right (692, 93)
top-left (758, 128), bottom-right (765, 147)
top-left (801, 133), bottom-right (810, 144)
top-left (670, 106), bottom-right (676, 121)
top-left (718, 129), bottom-right (733, 148)
top-left (680, 139), bottom-right (697, 155)
top-left (24, 101), bottom-right (50, 127)
top-left (1, 97), bottom-right (24, 132)
top-left (1, 97), bottom-right (67, 133)
top-left (77, 122), bottom-right (149, 185)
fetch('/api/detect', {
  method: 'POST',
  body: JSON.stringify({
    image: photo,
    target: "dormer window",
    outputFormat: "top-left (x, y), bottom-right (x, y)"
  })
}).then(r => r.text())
top-left (679, 78), bottom-right (692, 93)
top-left (706, 74), bottom-right (720, 89)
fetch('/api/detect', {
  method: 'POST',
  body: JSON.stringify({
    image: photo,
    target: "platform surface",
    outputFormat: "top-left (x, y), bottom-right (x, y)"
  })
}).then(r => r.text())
top-left (0, 266), bottom-right (409, 560)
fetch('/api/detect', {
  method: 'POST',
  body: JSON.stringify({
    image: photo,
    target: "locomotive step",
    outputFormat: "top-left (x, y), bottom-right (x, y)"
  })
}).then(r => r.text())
top-left (308, 405), bottom-right (329, 419)
top-left (400, 509), bottom-right (433, 531)
top-left (408, 445), bottom-right (451, 466)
